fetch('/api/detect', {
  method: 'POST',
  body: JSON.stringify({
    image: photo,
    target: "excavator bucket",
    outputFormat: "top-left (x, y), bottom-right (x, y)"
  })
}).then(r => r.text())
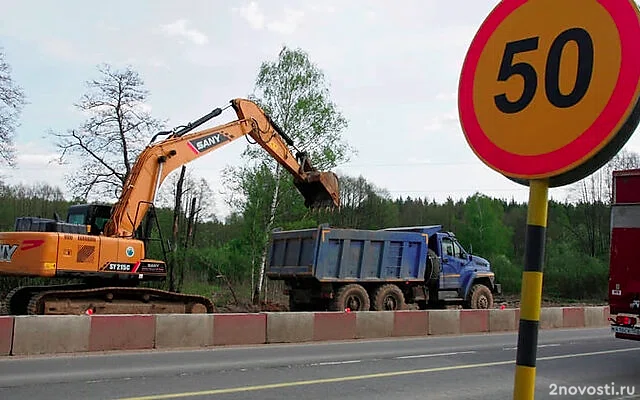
top-left (294, 171), bottom-right (340, 209)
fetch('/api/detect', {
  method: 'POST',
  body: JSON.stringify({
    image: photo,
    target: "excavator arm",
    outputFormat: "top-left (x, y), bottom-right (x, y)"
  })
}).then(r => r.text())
top-left (102, 98), bottom-right (340, 238)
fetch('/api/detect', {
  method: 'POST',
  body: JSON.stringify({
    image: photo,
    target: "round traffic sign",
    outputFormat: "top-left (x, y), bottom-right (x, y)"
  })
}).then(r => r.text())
top-left (458, 0), bottom-right (640, 187)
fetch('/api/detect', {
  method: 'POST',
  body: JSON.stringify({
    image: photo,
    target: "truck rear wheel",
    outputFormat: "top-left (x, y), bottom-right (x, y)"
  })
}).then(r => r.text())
top-left (372, 284), bottom-right (405, 311)
top-left (331, 284), bottom-right (370, 311)
top-left (467, 283), bottom-right (493, 309)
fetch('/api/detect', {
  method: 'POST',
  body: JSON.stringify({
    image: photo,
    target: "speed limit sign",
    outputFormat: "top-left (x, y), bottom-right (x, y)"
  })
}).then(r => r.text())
top-left (458, 0), bottom-right (640, 186)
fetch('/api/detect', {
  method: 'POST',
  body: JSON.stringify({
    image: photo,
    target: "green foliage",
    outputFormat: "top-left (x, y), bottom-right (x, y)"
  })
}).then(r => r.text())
top-left (0, 182), bottom-right (71, 230)
top-left (246, 45), bottom-right (353, 169)
top-left (491, 254), bottom-right (521, 295)
top-left (544, 241), bottom-right (609, 300)
top-left (0, 174), bottom-right (623, 304)
top-left (456, 194), bottom-right (513, 259)
top-left (185, 239), bottom-right (253, 284)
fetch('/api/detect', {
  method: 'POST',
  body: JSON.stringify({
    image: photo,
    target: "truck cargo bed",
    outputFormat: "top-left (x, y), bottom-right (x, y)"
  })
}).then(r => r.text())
top-left (266, 226), bottom-right (429, 282)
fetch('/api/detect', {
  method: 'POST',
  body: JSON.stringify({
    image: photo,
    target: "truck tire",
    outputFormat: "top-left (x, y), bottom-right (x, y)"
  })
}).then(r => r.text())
top-left (426, 249), bottom-right (441, 283)
top-left (467, 283), bottom-right (493, 309)
top-left (331, 284), bottom-right (370, 311)
top-left (372, 284), bottom-right (405, 311)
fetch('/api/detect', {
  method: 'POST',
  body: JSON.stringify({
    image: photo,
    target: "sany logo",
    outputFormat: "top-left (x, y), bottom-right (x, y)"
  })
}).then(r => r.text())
top-left (21, 239), bottom-right (45, 250)
top-left (188, 133), bottom-right (229, 154)
top-left (0, 244), bottom-right (18, 262)
top-left (0, 239), bottom-right (45, 262)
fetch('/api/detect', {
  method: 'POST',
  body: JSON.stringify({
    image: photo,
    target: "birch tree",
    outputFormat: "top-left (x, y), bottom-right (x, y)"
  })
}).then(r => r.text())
top-left (232, 46), bottom-right (353, 303)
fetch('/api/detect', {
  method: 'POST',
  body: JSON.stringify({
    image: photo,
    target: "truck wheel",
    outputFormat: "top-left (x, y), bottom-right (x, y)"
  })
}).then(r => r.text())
top-left (467, 284), bottom-right (493, 309)
top-left (372, 284), bottom-right (405, 311)
top-left (426, 249), bottom-right (441, 283)
top-left (331, 284), bottom-right (370, 311)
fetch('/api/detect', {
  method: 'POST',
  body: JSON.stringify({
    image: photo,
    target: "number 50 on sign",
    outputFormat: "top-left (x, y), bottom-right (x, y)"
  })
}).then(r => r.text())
top-left (458, 0), bottom-right (640, 187)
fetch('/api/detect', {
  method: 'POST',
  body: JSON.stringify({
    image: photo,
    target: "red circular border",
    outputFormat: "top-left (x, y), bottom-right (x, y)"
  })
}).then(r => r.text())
top-left (458, 0), bottom-right (640, 177)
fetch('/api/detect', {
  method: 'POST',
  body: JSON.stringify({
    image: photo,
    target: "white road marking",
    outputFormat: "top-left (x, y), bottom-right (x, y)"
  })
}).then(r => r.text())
top-left (503, 343), bottom-right (561, 350)
top-left (395, 351), bottom-right (477, 359)
top-left (311, 360), bottom-right (362, 366)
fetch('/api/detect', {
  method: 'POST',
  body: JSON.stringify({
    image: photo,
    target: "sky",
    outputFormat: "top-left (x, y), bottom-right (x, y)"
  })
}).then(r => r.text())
top-left (2, 0), bottom-right (640, 220)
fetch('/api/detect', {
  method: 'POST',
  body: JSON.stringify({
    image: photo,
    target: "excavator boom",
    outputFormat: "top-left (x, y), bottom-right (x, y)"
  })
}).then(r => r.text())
top-left (104, 98), bottom-right (340, 238)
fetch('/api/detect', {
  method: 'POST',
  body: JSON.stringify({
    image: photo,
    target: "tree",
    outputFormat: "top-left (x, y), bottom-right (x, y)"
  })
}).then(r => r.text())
top-left (51, 64), bottom-right (164, 201)
top-left (0, 47), bottom-right (26, 167)
top-left (329, 174), bottom-right (398, 229)
top-left (231, 46), bottom-right (354, 303)
top-left (457, 193), bottom-right (512, 259)
top-left (156, 167), bottom-right (217, 224)
top-left (569, 149), bottom-right (640, 205)
top-left (564, 149), bottom-right (640, 257)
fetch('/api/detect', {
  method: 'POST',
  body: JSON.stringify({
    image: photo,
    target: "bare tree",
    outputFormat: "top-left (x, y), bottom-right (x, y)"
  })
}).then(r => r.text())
top-left (564, 149), bottom-right (640, 257)
top-left (0, 47), bottom-right (26, 167)
top-left (569, 149), bottom-right (640, 205)
top-left (156, 167), bottom-right (216, 222)
top-left (51, 64), bottom-right (165, 201)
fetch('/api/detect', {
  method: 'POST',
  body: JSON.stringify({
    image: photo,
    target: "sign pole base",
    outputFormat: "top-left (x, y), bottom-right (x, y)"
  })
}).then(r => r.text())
top-left (513, 179), bottom-right (548, 400)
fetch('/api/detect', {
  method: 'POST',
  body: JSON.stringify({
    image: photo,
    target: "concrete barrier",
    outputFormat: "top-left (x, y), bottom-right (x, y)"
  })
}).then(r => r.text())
top-left (313, 312), bottom-right (356, 341)
top-left (584, 306), bottom-right (609, 328)
top-left (460, 310), bottom-right (489, 333)
top-left (266, 312), bottom-right (314, 343)
top-left (428, 310), bottom-right (460, 335)
top-left (393, 310), bottom-right (428, 337)
top-left (540, 307), bottom-right (564, 329)
top-left (213, 313), bottom-right (266, 346)
top-left (156, 314), bottom-right (214, 349)
top-left (0, 306), bottom-right (613, 357)
top-left (563, 307), bottom-right (586, 328)
top-left (89, 315), bottom-right (155, 352)
top-left (0, 316), bottom-right (13, 356)
top-left (489, 309), bottom-right (517, 332)
top-left (12, 315), bottom-right (90, 356)
top-left (356, 311), bottom-right (394, 339)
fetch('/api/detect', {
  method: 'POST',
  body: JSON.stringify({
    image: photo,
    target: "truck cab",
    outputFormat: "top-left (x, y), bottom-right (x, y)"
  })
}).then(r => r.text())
top-left (384, 225), bottom-right (501, 308)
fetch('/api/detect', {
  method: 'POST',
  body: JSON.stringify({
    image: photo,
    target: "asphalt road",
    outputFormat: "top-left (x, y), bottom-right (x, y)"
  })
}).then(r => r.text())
top-left (0, 328), bottom-right (638, 400)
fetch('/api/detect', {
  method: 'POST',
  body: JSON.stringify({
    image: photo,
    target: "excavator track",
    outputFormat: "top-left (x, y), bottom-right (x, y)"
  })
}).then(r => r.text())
top-left (2, 283), bottom-right (91, 315)
top-left (25, 286), bottom-right (215, 315)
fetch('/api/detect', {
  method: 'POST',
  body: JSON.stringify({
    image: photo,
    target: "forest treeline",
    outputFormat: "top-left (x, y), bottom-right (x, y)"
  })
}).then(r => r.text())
top-left (0, 173), bottom-right (619, 303)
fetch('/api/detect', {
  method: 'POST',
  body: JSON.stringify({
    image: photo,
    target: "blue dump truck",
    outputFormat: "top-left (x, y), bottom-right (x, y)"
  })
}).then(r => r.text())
top-left (266, 224), bottom-right (501, 311)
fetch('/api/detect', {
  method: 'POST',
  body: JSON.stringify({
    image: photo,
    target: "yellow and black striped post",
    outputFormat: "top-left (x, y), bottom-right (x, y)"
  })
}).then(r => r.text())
top-left (513, 179), bottom-right (548, 400)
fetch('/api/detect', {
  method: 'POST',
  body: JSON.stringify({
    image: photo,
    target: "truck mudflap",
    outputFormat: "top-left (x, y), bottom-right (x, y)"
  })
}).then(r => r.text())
top-left (494, 283), bottom-right (502, 295)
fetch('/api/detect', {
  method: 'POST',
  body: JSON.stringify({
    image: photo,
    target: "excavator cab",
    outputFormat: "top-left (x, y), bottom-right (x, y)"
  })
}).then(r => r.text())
top-left (66, 204), bottom-right (112, 235)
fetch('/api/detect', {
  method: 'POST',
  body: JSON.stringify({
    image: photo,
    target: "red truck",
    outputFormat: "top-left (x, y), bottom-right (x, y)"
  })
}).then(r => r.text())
top-left (609, 168), bottom-right (640, 341)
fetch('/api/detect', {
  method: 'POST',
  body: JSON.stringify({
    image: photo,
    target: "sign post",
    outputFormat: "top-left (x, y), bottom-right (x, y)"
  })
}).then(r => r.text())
top-left (458, 1), bottom-right (640, 398)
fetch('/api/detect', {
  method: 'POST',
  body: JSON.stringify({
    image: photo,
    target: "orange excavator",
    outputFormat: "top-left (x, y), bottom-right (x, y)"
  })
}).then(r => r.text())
top-left (0, 98), bottom-right (340, 315)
